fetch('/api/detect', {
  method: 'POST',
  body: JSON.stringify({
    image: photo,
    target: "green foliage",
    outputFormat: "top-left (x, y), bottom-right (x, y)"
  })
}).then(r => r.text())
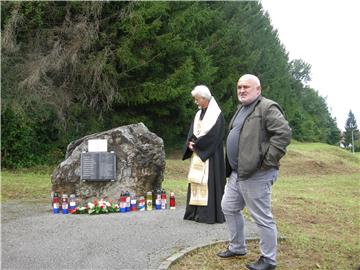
top-left (1, 107), bottom-right (36, 168)
top-left (289, 59), bottom-right (312, 84)
top-left (344, 110), bottom-right (359, 151)
top-left (286, 82), bottom-right (340, 144)
top-left (1, 1), bottom-right (344, 167)
top-left (1, 104), bottom-right (62, 168)
top-left (326, 116), bottom-right (341, 145)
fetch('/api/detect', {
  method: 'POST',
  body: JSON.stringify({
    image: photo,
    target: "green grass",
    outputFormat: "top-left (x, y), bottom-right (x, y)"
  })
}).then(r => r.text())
top-left (287, 142), bottom-right (360, 164)
top-left (167, 142), bottom-right (360, 270)
top-left (1, 171), bottom-right (53, 202)
top-left (169, 171), bottom-right (360, 270)
top-left (162, 158), bottom-right (190, 206)
top-left (271, 173), bottom-right (360, 269)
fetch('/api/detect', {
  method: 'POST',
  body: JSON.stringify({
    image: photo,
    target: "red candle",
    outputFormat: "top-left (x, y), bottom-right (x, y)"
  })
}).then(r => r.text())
top-left (169, 192), bottom-right (176, 210)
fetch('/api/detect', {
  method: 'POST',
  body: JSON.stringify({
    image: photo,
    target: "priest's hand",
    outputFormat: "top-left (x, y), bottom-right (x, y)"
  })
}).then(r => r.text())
top-left (188, 141), bottom-right (195, 151)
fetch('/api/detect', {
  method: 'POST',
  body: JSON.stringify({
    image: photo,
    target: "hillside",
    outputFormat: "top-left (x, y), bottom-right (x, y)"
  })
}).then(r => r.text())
top-left (280, 142), bottom-right (360, 177)
top-left (165, 141), bottom-right (360, 181)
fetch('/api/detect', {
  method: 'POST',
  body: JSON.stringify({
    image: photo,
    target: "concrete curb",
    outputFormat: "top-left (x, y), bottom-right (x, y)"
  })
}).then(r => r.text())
top-left (157, 240), bottom-right (228, 270)
top-left (158, 236), bottom-right (287, 270)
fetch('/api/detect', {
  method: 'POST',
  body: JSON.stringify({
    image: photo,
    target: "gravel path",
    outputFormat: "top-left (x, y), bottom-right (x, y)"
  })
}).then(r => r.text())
top-left (1, 202), bottom-right (258, 270)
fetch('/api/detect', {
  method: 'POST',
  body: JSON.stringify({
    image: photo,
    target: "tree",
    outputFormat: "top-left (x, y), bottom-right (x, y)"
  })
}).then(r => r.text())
top-left (1, 1), bottom-right (346, 167)
top-left (326, 117), bottom-right (341, 145)
top-left (289, 59), bottom-right (311, 85)
top-left (344, 110), bottom-right (359, 151)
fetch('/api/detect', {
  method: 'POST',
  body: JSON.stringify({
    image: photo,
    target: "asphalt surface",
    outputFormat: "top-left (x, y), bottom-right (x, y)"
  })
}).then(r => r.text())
top-left (1, 202), bottom-right (258, 270)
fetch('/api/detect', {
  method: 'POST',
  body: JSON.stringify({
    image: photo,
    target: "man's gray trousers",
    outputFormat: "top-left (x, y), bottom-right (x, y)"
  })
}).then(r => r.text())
top-left (221, 171), bottom-right (277, 265)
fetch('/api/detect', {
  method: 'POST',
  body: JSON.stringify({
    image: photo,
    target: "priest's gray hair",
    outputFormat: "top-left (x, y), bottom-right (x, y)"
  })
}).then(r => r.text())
top-left (191, 85), bottom-right (212, 100)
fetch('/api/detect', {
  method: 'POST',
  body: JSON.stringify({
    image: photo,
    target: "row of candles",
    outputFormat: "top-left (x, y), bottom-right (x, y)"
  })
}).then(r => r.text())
top-left (51, 189), bottom-right (176, 214)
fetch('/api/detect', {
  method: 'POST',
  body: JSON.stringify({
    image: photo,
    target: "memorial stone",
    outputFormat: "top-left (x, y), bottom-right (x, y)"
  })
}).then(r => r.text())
top-left (51, 123), bottom-right (165, 202)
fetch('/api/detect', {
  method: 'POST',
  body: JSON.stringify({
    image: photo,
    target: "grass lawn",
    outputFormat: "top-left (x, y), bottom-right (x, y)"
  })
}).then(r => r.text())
top-left (1, 142), bottom-right (359, 269)
top-left (167, 143), bottom-right (360, 270)
top-left (1, 171), bottom-right (52, 202)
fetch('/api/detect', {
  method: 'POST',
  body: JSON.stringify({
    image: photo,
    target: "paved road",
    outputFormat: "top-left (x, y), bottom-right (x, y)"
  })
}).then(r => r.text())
top-left (1, 202), bottom-right (258, 270)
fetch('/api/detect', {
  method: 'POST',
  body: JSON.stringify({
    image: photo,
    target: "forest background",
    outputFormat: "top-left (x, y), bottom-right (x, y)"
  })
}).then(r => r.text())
top-left (1, 1), bottom-right (357, 169)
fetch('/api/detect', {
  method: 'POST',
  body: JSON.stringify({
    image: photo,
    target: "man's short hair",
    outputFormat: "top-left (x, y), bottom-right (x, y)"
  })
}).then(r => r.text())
top-left (191, 85), bottom-right (212, 100)
top-left (239, 74), bottom-right (261, 87)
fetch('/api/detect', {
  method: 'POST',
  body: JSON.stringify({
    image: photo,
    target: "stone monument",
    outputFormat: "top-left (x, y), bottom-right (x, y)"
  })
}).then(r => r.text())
top-left (51, 123), bottom-right (166, 202)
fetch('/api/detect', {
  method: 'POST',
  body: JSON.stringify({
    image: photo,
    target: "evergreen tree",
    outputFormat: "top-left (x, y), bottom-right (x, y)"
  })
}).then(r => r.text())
top-left (344, 110), bottom-right (359, 151)
top-left (326, 117), bottom-right (341, 145)
top-left (289, 59), bottom-right (311, 85)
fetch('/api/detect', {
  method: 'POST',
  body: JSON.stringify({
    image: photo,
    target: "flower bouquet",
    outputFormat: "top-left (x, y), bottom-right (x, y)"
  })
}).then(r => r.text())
top-left (72, 199), bottom-right (119, 215)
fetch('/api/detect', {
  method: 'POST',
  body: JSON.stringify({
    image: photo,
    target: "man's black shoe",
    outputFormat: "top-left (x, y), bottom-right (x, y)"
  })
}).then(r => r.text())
top-left (246, 256), bottom-right (276, 270)
top-left (216, 249), bottom-right (246, 258)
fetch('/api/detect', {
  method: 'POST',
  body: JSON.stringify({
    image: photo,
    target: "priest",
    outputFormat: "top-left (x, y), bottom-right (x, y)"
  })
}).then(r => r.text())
top-left (182, 85), bottom-right (226, 224)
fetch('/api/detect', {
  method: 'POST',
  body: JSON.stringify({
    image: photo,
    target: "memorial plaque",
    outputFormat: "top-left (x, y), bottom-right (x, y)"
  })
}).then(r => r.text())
top-left (81, 152), bottom-right (98, 180)
top-left (99, 152), bottom-right (116, 179)
top-left (81, 152), bottom-right (116, 181)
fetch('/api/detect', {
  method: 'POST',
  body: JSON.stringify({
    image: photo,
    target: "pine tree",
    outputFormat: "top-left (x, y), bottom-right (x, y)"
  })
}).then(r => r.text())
top-left (344, 110), bottom-right (359, 151)
top-left (326, 117), bottom-right (340, 145)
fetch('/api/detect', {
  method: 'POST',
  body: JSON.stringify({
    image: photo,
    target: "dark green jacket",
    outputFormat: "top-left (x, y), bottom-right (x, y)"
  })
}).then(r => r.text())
top-left (226, 96), bottom-right (292, 178)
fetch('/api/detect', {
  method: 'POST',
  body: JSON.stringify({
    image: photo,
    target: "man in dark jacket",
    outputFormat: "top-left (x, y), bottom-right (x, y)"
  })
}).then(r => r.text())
top-left (217, 74), bottom-right (291, 270)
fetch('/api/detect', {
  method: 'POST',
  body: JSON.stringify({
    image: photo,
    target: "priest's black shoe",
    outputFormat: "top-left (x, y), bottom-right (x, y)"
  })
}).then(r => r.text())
top-left (216, 248), bottom-right (246, 258)
top-left (246, 256), bottom-right (276, 270)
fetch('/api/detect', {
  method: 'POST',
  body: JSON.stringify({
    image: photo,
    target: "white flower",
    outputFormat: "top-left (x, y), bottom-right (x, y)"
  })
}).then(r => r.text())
top-left (87, 202), bottom-right (95, 209)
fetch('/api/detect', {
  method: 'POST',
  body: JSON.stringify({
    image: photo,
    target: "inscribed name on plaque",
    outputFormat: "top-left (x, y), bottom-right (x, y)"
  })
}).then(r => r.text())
top-left (81, 152), bottom-right (99, 180)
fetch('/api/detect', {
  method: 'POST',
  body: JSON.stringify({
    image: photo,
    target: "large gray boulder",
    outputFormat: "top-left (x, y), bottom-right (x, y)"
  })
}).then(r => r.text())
top-left (51, 123), bottom-right (165, 202)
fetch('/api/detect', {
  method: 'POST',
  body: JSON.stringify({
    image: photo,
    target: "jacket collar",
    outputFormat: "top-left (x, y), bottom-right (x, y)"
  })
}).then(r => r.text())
top-left (229, 95), bottom-right (262, 129)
